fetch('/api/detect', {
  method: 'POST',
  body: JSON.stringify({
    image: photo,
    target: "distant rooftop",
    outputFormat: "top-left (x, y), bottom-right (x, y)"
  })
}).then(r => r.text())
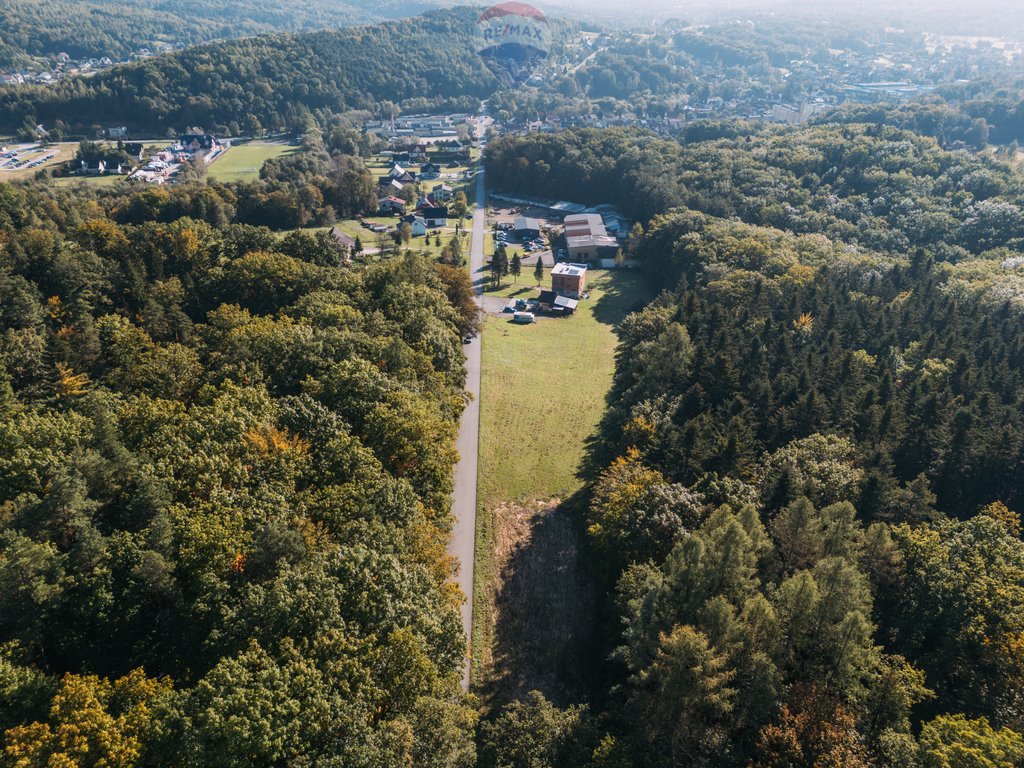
top-left (552, 262), bottom-right (588, 277)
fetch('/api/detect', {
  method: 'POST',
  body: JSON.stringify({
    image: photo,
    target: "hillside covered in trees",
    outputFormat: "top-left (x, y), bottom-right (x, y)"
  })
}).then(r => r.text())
top-left (0, 0), bottom-right (451, 67)
top-left (486, 123), bottom-right (1024, 257)
top-left (0, 9), bottom-right (497, 136)
top-left (0, 177), bottom-right (480, 763)
top-left (477, 122), bottom-right (1024, 768)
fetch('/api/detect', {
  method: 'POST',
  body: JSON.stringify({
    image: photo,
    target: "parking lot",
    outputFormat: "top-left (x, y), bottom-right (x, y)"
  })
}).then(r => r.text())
top-left (0, 142), bottom-right (73, 178)
top-left (488, 205), bottom-right (563, 268)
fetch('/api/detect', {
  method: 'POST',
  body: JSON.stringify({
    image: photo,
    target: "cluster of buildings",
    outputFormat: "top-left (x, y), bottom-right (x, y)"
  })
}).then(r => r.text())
top-left (376, 160), bottom-right (456, 217)
top-left (505, 264), bottom-right (588, 323)
top-left (491, 193), bottom-right (634, 267)
top-left (127, 134), bottom-right (225, 184)
top-left (379, 140), bottom-right (468, 164)
top-left (0, 45), bottom-right (183, 86)
top-left (397, 199), bottom-right (450, 235)
top-left (364, 113), bottom-right (471, 142)
top-left (375, 167), bottom-right (455, 237)
top-left (496, 25), bottom-right (1022, 135)
top-left (507, 112), bottom-right (686, 137)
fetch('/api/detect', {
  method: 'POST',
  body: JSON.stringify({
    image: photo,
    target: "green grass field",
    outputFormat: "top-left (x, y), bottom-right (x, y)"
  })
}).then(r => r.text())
top-left (476, 270), bottom-right (650, 506)
top-left (207, 141), bottom-right (299, 182)
top-left (471, 269), bottom-right (650, 690)
top-left (51, 175), bottom-right (124, 188)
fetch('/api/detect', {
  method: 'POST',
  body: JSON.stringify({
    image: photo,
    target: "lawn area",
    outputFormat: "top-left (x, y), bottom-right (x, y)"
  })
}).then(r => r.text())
top-left (332, 217), bottom-right (470, 258)
top-left (51, 174), bottom-right (125, 188)
top-left (476, 270), bottom-right (650, 506)
top-left (471, 268), bottom-right (650, 693)
top-left (207, 141), bottom-right (299, 182)
top-left (278, 218), bottom-right (471, 263)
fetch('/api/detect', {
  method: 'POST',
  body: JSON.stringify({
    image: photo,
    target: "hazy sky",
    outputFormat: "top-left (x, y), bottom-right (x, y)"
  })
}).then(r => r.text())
top-left (540, 0), bottom-right (1024, 38)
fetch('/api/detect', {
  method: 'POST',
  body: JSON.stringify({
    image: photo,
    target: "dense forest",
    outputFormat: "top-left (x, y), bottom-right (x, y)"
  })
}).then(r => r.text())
top-left (0, 175), bottom-right (480, 764)
top-left (5, 2), bottom-right (1024, 757)
top-left (475, 120), bottom-right (1024, 768)
top-left (0, 0), bottom-right (450, 67)
top-left (0, 10), bottom-right (496, 135)
top-left (486, 123), bottom-right (1024, 256)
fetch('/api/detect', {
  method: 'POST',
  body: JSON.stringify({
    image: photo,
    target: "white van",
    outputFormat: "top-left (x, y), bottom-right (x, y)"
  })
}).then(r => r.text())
top-left (512, 312), bottom-right (536, 324)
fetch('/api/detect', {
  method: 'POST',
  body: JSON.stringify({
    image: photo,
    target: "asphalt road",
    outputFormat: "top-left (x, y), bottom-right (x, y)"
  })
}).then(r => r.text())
top-left (449, 162), bottom-right (487, 690)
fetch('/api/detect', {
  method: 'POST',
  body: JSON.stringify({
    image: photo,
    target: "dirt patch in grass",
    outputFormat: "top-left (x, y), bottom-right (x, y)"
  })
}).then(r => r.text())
top-left (478, 499), bottom-right (596, 709)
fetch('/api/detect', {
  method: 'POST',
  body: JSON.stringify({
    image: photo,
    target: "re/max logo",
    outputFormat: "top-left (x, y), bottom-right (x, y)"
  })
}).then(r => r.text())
top-left (482, 23), bottom-right (545, 42)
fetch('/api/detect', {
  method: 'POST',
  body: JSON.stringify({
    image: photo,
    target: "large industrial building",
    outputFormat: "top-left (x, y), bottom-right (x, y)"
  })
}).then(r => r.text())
top-left (563, 213), bottom-right (620, 263)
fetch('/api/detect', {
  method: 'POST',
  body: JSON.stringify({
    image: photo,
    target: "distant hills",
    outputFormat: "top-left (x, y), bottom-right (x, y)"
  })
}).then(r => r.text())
top-left (0, 9), bottom-right (497, 135)
top-left (0, 0), bottom-right (456, 67)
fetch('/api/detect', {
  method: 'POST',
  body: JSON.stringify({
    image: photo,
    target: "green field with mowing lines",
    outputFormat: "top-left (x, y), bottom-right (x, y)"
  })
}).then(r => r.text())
top-left (207, 141), bottom-right (299, 182)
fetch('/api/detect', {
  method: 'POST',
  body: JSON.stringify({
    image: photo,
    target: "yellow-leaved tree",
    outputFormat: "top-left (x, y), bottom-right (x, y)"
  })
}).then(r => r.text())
top-left (4, 669), bottom-right (173, 768)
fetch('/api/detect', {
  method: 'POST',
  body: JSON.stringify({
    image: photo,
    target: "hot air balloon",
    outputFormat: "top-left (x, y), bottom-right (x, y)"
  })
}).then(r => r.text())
top-left (475, 2), bottom-right (551, 89)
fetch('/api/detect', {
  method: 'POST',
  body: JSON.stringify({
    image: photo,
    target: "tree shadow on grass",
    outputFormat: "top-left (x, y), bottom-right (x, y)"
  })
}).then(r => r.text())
top-left (577, 273), bottom-right (654, 482)
top-left (589, 270), bottom-right (650, 327)
top-left (482, 494), bottom-right (600, 710)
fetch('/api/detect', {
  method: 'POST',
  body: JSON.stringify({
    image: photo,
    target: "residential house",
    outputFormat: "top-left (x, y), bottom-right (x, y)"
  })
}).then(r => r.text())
top-left (378, 196), bottom-right (407, 215)
top-left (179, 134), bottom-right (218, 151)
top-left (387, 163), bottom-right (417, 183)
top-left (328, 227), bottom-right (356, 250)
top-left (419, 206), bottom-right (449, 227)
top-left (401, 214), bottom-right (428, 237)
top-left (550, 262), bottom-right (588, 299)
top-left (80, 159), bottom-right (123, 175)
top-left (419, 162), bottom-right (441, 179)
top-left (432, 183), bottom-right (454, 201)
top-left (379, 177), bottom-right (407, 197)
top-left (124, 142), bottom-right (145, 161)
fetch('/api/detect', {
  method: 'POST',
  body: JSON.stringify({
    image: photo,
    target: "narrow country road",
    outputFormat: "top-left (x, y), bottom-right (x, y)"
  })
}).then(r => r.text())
top-left (449, 154), bottom-right (487, 690)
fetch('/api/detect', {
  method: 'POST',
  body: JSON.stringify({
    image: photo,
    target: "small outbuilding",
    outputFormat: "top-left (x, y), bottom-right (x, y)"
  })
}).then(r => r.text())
top-left (553, 295), bottom-right (579, 314)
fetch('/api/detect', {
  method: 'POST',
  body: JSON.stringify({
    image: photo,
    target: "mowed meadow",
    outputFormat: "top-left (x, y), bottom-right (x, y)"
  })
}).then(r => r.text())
top-left (476, 270), bottom-right (650, 506)
top-left (206, 140), bottom-right (300, 182)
